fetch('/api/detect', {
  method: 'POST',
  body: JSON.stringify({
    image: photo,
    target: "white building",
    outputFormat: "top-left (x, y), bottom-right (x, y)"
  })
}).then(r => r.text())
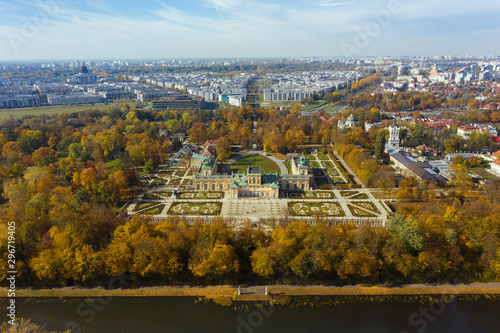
top-left (490, 159), bottom-right (500, 177)
top-left (67, 66), bottom-right (98, 84)
top-left (47, 92), bottom-right (103, 105)
top-left (338, 114), bottom-right (358, 130)
top-left (387, 124), bottom-right (400, 148)
top-left (457, 125), bottom-right (497, 139)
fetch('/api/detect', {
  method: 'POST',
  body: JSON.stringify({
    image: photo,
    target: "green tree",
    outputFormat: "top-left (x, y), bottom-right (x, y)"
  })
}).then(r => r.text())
top-left (374, 128), bottom-right (386, 159)
top-left (144, 159), bottom-right (154, 174)
top-left (166, 119), bottom-right (181, 134)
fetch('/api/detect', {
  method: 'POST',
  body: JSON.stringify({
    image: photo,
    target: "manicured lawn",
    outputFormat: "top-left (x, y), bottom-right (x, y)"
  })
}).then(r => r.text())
top-left (310, 161), bottom-right (321, 168)
top-left (322, 161), bottom-right (333, 168)
top-left (302, 191), bottom-right (335, 199)
top-left (142, 204), bottom-right (165, 215)
top-left (154, 191), bottom-right (173, 198)
top-left (348, 204), bottom-right (377, 217)
top-left (134, 202), bottom-right (159, 212)
top-left (351, 193), bottom-right (369, 199)
top-left (289, 202), bottom-right (345, 217)
top-left (168, 202), bottom-right (222, 215)
top-left (326, 168), bottom-right (339, 176)
top-left (231, 154), bottom-right (281, 174)
top-left (176, 192), bottom-right (224, 199)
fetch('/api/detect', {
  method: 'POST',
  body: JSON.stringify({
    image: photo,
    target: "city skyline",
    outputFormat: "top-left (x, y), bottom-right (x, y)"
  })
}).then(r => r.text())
top-left (0, 0), bottom-right (500, 61)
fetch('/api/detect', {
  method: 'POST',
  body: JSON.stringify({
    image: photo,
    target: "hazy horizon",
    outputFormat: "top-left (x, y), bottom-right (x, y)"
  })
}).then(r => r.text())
top-left (1, 0), bottom-right (499, 61)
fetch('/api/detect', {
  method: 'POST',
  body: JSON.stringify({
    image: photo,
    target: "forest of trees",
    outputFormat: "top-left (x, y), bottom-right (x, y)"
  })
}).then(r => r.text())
top-left (3, 194), bottom-right (500, 287)
top-left (1, 98), bottom-right (500, 288)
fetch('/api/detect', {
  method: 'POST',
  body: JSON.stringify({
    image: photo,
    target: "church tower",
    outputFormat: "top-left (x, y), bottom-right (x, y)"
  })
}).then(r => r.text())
top-left (388, 124), bottom-right (400, 148)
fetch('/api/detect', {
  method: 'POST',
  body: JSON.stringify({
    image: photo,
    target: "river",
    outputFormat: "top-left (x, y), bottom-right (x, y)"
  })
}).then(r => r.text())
top-left (3, 297), bottom-right (500, 333)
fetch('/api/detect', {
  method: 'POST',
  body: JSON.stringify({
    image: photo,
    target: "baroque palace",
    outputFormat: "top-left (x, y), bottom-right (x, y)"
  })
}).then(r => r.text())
top-left (192, 155), bottom-right (313, 199)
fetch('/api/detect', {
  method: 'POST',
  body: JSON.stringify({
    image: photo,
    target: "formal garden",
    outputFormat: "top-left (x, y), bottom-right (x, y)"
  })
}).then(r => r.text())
top-left (340, 190), bottom-right (369, 199)
top-left (288, 191), bottom-right (336, 199)
top-left (347, 201), bottom-right (380, 217)
top-left (176, 191), bottom-right (224, 199)
top-left (133, 202), bottom-right (166, 215)
top-left (288, 202), bottom-right (345, 217)
top-left (168, 202), bottom-right (222, 215)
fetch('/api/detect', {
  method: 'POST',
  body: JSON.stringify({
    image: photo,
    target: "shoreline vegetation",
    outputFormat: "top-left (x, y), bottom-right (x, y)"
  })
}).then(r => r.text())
top-left (3, 283), bottom-right (500, 301)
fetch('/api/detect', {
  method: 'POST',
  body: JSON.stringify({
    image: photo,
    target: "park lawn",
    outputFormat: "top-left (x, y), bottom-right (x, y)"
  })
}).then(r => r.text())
top-left (260, 100), bottom-right (298, 108)
top-left (231, 155), bottom-right (281, 175)
top-left (300, 100), bottom-right (327, 112)
top-left (0, 103), bottom-right (111, 117)
top-left (310, 161), bottom-right (321, 168)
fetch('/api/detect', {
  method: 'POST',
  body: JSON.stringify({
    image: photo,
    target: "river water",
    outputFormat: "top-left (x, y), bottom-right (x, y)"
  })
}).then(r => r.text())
top-left (3, 297), bottom-right (500, 333)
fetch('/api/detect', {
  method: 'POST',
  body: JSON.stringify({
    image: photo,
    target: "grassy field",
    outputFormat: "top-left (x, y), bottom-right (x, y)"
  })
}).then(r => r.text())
top-left (231, 154), bottom-right (281, 174)
top-left (300, 100), bottom-right (327, 112)
top-left (0, 103), bottom-right (112, 117)
top-left (260, 100), bottom-right (299, 108)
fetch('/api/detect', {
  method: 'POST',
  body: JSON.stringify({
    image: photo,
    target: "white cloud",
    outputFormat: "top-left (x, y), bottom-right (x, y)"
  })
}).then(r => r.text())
top-left (203, 0), bottom-right (243, 10)
top-left (0, 0), bottom-right (499, 60)
top-left (321, 1), bottom-right (356, 8)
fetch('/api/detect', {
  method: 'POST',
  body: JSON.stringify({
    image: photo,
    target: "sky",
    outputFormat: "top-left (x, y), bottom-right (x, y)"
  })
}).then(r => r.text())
top-left (0, 0), bottom-right (499, 61)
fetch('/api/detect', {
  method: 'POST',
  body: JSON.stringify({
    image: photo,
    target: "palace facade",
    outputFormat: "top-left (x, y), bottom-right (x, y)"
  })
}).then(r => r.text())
top-left (193, 155), bottom-right (312, 199)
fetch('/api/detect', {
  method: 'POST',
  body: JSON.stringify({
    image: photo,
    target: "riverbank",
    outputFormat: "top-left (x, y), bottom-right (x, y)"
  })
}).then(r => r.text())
top-left (0, 286), bottom-right (235, 298)
top-left (2, 283), bottom-right (500, 300)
